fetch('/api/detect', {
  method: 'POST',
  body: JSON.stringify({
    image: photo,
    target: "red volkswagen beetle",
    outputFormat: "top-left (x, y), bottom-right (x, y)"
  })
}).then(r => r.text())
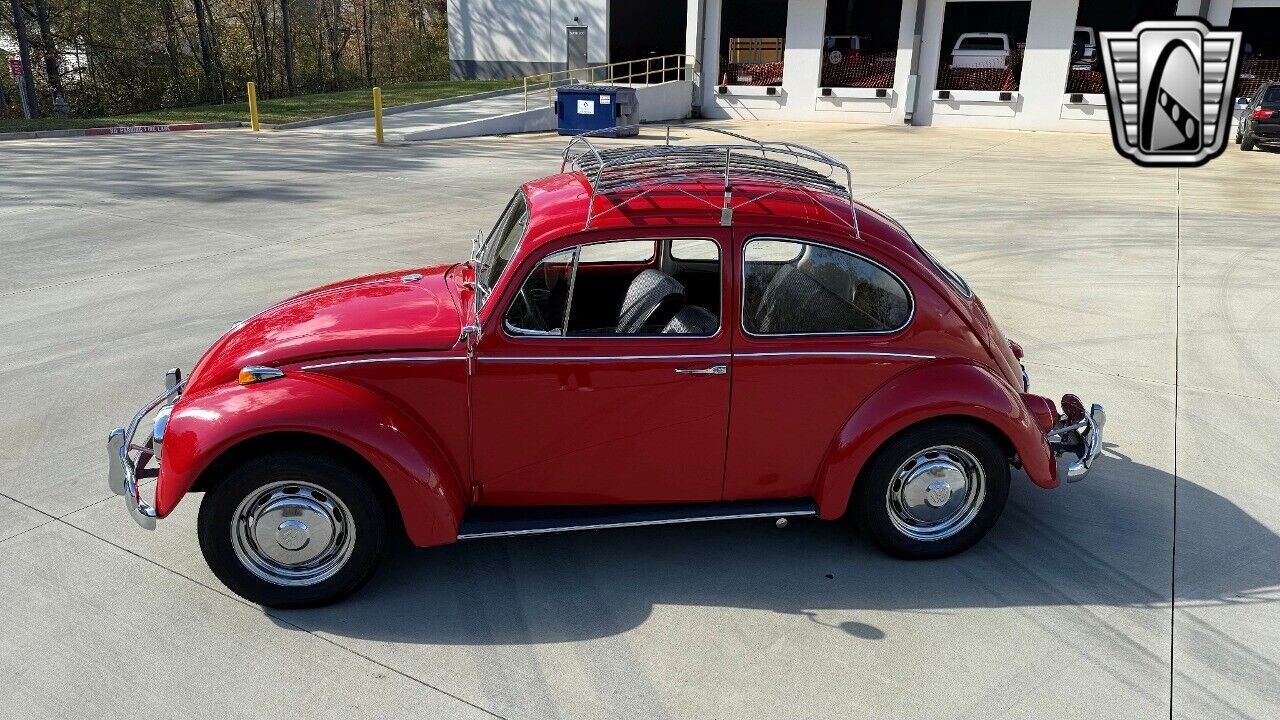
top-left (109, 127), bottom-right (1104, 607)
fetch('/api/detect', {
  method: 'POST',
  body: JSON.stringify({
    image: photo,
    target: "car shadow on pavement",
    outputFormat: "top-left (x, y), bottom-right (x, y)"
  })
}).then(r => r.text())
top-left (271, 446), bottom-right (1278, 645)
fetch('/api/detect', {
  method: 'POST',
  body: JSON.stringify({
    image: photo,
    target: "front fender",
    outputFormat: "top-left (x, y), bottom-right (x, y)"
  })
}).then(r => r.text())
top-left (813, 360), bottom-right (1055, 520)
top-left (156, 374), bottom-right (465, 547)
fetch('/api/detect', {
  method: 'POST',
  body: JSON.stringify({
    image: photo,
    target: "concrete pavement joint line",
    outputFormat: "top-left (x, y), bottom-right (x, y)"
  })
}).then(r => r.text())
top-left (69, 204), bottom-right (276, 243)
top-left (1170, 169), bottom-right (1181, 720)
top-left (1021, 359), bottom-right (1173, 388)
top-left (0, 518), bottom-right (58, 546)
top-left (31, 480), bottom-right (514, 716)
top-left (1, 195), bottom-right (481, 300)
top-left (0, 489), bottom-right (63, 546)
top-left (862, 137), bottom-right (1015, 199)
top-left (1023, 358), bottom-right (1280, 406)
top-left (0, 486), bottom-right (510, 720)
top-left (261, 613), bottom-right (509, 720)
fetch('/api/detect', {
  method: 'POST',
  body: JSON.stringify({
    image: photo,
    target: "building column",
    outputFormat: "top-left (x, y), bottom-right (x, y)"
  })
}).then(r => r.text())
top-left (780, 0), bottom-right (825, 108)
top-left (698, 0), bottom-right (723, 112)
top-left (687, 0), bottom-right (707, 110)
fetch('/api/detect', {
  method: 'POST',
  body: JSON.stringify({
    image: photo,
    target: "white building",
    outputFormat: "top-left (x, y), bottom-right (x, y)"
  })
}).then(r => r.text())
top-left (447, 0), bottom-right (1280, 132)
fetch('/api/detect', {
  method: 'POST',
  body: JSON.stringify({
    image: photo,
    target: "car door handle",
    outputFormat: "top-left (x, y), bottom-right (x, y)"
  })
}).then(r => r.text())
top-left (675, 365), bottom-right (727, 375)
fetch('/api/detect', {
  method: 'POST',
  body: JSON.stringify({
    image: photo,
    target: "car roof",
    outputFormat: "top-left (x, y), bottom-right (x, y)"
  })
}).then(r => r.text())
top-left (517, 171), bottom-right (917, 258)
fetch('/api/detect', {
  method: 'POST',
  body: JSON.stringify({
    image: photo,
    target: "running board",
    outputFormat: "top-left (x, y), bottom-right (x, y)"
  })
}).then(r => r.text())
top-left (457, 499), bottom-right (818, 540)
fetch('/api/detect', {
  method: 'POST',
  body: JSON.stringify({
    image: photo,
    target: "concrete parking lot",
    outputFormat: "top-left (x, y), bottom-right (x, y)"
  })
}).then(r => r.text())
top-left (0, 122), bottom-right (1276, 719)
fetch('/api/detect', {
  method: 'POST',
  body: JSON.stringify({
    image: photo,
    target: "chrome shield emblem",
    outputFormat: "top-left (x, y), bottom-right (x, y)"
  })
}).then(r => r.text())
top-left (1100, 19), bottom-right (1242, 167)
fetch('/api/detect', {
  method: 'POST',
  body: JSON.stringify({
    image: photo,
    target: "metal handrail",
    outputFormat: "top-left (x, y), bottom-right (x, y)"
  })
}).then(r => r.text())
top-left (560, 124), bottom-right (862, 237)
top-left (522, 53), bottom-right (698, 110)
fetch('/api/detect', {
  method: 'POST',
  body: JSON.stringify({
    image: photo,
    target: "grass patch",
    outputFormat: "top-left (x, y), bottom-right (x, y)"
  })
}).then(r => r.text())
top-left (0, 80), bottom-right (519, 134)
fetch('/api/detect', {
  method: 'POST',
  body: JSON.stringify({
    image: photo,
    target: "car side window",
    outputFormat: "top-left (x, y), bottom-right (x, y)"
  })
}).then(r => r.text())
top-left (505, 239), bottom-right (721, 338)
top-left (742, 238), bottom-right (912, 335)
top-left (504, 249), bottom-right (576, 335)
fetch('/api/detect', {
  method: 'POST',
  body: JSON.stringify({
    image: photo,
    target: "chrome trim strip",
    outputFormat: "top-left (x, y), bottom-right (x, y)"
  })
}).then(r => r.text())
top-left (735, 350), bottom-right (935, 360)
top-left (478, 353), bottom-right (731, 363)
top-left (300, 356), bottom-right (468, 370)
top-left (457, 508), bottom-right (817, 540)
top-left (739, 236), bottom-right (916, 338)
top-left (476, 351), bottom-right (930, 363)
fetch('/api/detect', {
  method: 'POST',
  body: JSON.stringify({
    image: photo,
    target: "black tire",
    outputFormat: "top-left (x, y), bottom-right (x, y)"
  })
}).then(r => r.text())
top-left (852, 421), bottom-right (1010, 559)
top-left (1242, 131), bottom-right (1256, 151)
top-left (1235, 126), bottom-right (1242, 144)
top-left (198, 451), bottom-right (387, 608)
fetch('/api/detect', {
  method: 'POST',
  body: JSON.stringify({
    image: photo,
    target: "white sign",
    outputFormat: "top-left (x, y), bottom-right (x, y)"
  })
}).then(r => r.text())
top-left (577, 99), bottom-right (595, 115)
top-left (600, 95), bottom-right (611, 104)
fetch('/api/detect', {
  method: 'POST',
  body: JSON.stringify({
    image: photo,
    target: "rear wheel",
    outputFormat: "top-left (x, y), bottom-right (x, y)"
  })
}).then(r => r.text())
top-left (853, 422), bottom-right (1009, 559)
top-left (198, 451), bottom-right (386, 608)
top-left (1242, 131), bottom-right (1256, 151)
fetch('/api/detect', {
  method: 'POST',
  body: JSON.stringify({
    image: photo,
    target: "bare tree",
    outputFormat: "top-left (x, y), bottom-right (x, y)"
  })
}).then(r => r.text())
top-left (280, 0), bottom-right (296, 94)
top-left (2, 0), bottom-right (453, 119)
top-left (31, 0), bottom-right (63, 98)
top-left (7, 0), bottom-right (40, 117)
top-left (159, 0), bottom-right (186, 100)
top-left (191, 0), bottom-right (219, 101)
top-left (361, 0), bottom-right (372, 85)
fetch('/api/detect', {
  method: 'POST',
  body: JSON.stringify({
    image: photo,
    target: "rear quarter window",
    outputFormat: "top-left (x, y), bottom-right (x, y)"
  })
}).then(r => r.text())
top-left (742, 239), bottom-right (913, 335)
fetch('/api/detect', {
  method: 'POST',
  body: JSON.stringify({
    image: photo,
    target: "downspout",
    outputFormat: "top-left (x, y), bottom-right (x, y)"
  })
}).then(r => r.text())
top-left (904, 0), bottom-right (928, 123)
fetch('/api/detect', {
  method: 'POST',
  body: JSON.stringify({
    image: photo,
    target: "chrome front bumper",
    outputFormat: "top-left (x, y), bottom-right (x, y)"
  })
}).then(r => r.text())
top-left (108, 372), bottom-right (185, 529)
top-left (1047, 396), bottom-right (1106, 483)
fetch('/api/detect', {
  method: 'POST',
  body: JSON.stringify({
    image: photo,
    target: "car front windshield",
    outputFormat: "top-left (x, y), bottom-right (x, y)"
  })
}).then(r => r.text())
top-left (476, 192), bottom-right (530, 307)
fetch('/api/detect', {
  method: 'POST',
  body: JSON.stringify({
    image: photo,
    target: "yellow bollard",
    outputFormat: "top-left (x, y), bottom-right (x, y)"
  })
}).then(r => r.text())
top-left (247, 81), bottom-right (260, 132)
top-left (373, 87), bottom-right (384, 145)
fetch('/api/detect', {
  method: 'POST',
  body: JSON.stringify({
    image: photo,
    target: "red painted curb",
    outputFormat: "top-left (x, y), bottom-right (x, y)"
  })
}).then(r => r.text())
top-left (84, 123), bottom-right (207, 136)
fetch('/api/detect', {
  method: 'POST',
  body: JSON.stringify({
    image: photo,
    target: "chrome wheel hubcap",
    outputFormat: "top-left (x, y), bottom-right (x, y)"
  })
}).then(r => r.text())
top-left (885, 445), bottom-right (986, 541)
top-left (232, 481), bottom-right (355, 586)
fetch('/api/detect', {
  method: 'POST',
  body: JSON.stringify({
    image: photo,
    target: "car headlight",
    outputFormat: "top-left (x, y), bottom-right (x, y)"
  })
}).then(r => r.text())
top-left (151, 404), bottom-right (172, 458)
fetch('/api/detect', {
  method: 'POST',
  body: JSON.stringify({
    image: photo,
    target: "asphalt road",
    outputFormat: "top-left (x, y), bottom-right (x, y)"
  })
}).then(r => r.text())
top-left (0, 123), bottom-right (1276, 719)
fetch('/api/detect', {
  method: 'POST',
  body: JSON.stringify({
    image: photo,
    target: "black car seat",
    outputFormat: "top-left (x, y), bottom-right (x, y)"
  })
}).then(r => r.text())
top-left (617, 270), bottom-right (686, 333)
top-left (661, 305), bottom-right (719, 335)
top-left (753, 248), bottom-right (860, 333)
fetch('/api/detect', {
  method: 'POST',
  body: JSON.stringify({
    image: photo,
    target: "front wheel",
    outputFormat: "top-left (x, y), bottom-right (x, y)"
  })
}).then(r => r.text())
top-left (198, 451), bottom-right (387, 608)
top-left (853, 422), bottom-right (1010, 559)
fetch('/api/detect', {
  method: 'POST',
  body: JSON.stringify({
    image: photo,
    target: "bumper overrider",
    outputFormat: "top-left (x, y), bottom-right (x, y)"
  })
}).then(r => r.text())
top-left (107, 369), bottom-right (184, 529)
top-left (1047, 393), bottom-right (1106, 482)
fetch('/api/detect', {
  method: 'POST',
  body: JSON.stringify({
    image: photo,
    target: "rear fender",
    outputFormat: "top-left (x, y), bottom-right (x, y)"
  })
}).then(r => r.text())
top-left (156, 374), bottom-right (465, 547)
top-left (813, 361), bottom-right (1055, 520)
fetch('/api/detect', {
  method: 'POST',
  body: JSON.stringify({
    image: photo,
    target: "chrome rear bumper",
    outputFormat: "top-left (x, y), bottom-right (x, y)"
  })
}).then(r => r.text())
top-left (108, 373), bottom-right (185, 529)
top-left (1047, 397), bottom-right (1106, 482)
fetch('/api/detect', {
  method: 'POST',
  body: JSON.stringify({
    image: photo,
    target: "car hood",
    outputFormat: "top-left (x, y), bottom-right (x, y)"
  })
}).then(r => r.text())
top-left (187, 264), bottom-right (463, 391)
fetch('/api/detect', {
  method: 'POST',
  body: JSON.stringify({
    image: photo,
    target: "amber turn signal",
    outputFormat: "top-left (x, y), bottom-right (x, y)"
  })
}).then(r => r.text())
top-left (238, 366), bottom-right (285, 385)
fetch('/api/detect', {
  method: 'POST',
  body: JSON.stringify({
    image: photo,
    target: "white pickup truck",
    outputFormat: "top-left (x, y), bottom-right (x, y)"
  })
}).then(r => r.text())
top-left (950, 32), bottom-right (1012, 70)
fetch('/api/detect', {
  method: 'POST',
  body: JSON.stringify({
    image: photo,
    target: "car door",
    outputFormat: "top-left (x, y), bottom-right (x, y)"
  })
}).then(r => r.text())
top-left (722, 234), bottom-right (924, 502)
top-left (471, 233), bottom-right (732, 506)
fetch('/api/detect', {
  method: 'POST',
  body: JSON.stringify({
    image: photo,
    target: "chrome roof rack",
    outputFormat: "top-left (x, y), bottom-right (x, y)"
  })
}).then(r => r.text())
top-left (561, 124), bottom-right (862, 238)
